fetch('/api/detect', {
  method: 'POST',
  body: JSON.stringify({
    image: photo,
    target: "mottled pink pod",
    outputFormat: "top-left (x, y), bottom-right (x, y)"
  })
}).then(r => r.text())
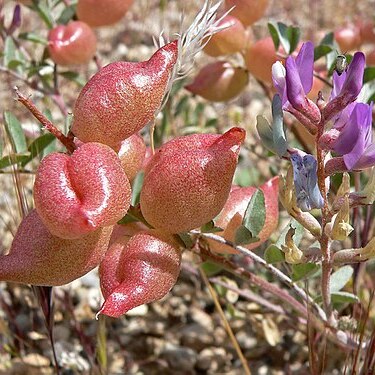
top-left (0, 210), bottom-right (112, 286)
top-left (77, 0), bottom-right (134, 28)
top-left (98, 230), bottom-right (181, 317)
top-left (225, 0), bottom-right (269, 26)
top-left (204, 15), bottom-right (248, 57)
top-left (34, 142), bottom-right (131, 240)
top-left (208, 177), bottom-right (279, 254)
top-left (72, 41), bottom-right (178, 150)
top-left (186, 61), bottom-right (249, 102)
top-left (109, 222), bottom-right (148, 246)
top-left (245, 36), bottom-right (281, 84)
top-left (334, 25), bottom-right (361, 52)
top-left (118, 133), bottom-right (147, 181)
top-left (140, 127), bottom-right (246, 233)
top-left (48, 21), bottom-right (97, 66)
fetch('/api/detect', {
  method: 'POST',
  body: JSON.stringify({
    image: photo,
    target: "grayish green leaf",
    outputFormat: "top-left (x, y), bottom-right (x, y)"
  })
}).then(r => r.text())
top-left (3, 111), bottom-right (27, 153)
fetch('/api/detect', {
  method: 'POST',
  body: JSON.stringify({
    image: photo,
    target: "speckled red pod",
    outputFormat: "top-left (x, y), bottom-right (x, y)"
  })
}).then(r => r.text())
top-left (208, 176), bottom-right (279, 254)
top-left (0, 210), bottom-right (112, 286)
top-left (48, 21), bottom-right (97, 66)
top-left (72, 41), bottom-right (178, 151)
top-left (140, 127), bottom-right (246, 233)
top-left (118, 133), bottom-right (146, 181)
top-left (98, 230), bottom-right (181, 318)
top-left (204, 15), bottom-right (248, 57)
top-left (77, 0), bottom-right (134, 28)
top-left (34, 142), bottom-right (131, 240)
top-left (186, 61), bottom-right (249, 102)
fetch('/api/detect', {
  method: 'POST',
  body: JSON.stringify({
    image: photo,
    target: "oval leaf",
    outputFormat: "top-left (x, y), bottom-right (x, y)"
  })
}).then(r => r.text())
top-left (264, 245), bottom-right (285, 264)
top-left (3, 111), bottom-right (27, 153)
top-left (330, 265), bottom-right (353, 293)
top-left (242, 189), bottom-right (266, 237)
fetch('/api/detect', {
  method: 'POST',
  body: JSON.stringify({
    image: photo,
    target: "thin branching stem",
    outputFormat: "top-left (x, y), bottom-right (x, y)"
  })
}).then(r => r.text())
top-left (193, 230), bottom-right (327, 322)
top-left (14, 87), bottom-right (76, 153)
top-left (316, 114), bottom-right (333, 322)
top-left (199, 267), bottom-right (251, 375)
top-left (196, 237), bottom-right (365, 351)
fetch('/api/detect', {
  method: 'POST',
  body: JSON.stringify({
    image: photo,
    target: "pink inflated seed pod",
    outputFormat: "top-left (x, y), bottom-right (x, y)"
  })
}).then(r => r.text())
top-left (98, 230), bottom-right (181, 317)
top-left (208, 176), bottom-right (279, 254)
top-left (118, 133), bottom-right (147, 181)
top-left (77, 0), bottom-right (134, 28)
top-left (203, 15), bottom-right (248, 57)
top-left (245, 37), bottom-right (280, 84)
top-left (34, 142), bottom-right (131, 240)
top-left (186, 61), bottom-right (248, 102)
top-left (48, 21), bottom-right (97, 66)
top-left (72, 40), bottom-right (178, 151)
top-left (0, 210), bottom-right (112, 286)
top-left (140, 127), bottom-right (246, 233)
top-left (225, 0), bottom-right (269, 27)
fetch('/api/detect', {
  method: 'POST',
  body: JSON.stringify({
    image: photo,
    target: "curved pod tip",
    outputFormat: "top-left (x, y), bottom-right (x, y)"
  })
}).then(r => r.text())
top-left (98, 230), bottom-right (181, 318)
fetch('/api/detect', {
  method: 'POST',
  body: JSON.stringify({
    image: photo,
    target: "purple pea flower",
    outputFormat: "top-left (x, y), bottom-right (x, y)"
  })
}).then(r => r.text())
top-left (289, 150), bottom-right (324, 212)
top-left (331, 102), bottom-right (375, 171)
top-left (323, 52), bottom-right (366, 122)
top-left (272, 42), bottom-right (321, 126)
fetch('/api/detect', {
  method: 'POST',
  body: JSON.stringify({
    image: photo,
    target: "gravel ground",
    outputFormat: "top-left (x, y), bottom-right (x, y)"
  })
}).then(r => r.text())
top-left (1, 0), bottom-right (374, 373)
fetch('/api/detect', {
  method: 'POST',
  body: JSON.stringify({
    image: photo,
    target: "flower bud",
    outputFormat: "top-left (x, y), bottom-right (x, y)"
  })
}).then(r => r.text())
top-left (281, 227), bottom-right (304, 264)
top-left (72, 41), bottom-right (178, 150)
top-left (140, 127), bottom-right (245, 233)
top-left (98, 230), bottom-right (181, 317)
top-left (34, 142), bottom-right (131, 239)
top-left (0, 210), bottom-right (112, 286)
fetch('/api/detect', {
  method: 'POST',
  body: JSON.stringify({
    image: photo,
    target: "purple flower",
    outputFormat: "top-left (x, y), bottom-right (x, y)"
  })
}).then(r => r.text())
top-left (332, 102), bottom-right (375, 170)
top-left (323, 52), bottom-right (366, 122)
top-left (289, 150), bottom-right (324, 211)
top-left (272, 42), bottom-right (321, 125)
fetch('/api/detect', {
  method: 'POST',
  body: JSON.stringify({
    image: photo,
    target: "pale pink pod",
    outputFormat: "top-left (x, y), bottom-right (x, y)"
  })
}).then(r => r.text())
top-left (72, 41), bottom-right (178, 151)
top-left (0, 210), bottom-right (112, 286)
top-left (118, 133), bottom-right (147, 182)
top-left (225, 0), bottom-right (269, 26)
top-left (334, 25), bottom-right (362, 52)
top-left (208, 176), bottom-right (279, 254)
top-left (245, 37), bottom-right (280, 84)
top-left (204, 15), bottom-right (248, 57)
top-left (48, 21), bottom-right (97, 66)
top-left (186, 61), bottom-right (249, 102)
top-left (77, 0), bottom-right (134, 28)
top-left (109, 221), bottom-right (148, 246)
top-left (98, 230), bottom-right (181, 317)
top-left (34, 142), bottom-right (131, 240)
top-left (140, 127), bottom-right (246, 233)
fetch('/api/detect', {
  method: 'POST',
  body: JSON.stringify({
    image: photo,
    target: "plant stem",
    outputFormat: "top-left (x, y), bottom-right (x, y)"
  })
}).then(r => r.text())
top-left (1, 66), bottom-right (69, 117)
top-left (196, 239), bottom-right (363, 351)
top-left (316, 116), bottom-right (333, 322)
top-left (194, 230), bottom-right (327, 321)
top-left (14, 87), bottom-right (76, 153)
top-left (199, 267), bottom-right (252, 375)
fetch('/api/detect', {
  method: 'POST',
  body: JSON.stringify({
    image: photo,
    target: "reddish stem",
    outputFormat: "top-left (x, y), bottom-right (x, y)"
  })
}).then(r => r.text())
top-left (316, 115), bottom-right (333, 321)
top-left (14, 87), bottom-right (76, 154)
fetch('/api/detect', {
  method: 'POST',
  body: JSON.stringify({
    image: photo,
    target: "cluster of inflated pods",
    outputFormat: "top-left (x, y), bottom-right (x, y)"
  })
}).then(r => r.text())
top-left (1, 0), bottom-right (281, 318)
